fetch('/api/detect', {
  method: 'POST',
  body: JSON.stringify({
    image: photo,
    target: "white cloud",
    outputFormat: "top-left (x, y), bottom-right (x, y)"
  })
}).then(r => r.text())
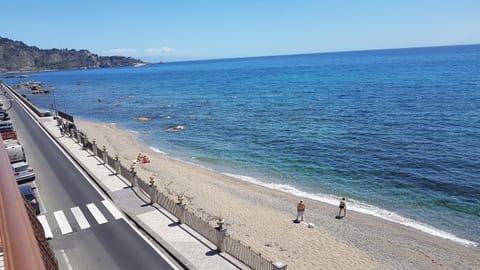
top-left (144, 47), bottom-right (173, 55)
top-left (103, 48), bottom-right (138, 55)
top-left (103, 46), bottom-right (182, 61)
top-left (103, 47), bottom-right (175, 57)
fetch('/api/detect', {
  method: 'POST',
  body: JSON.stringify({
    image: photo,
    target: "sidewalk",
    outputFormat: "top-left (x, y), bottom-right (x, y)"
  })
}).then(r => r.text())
top-left (39, 117), bottom-right (248, 270)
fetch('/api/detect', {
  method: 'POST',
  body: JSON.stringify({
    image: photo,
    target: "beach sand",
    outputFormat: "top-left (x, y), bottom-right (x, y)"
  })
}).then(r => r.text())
top-left (75, 119), bottom-right (480, 270)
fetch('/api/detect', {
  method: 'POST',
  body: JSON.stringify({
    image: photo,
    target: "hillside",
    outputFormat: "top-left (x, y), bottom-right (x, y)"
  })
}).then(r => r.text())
top-left (0, 37), bottom-right (145, 72)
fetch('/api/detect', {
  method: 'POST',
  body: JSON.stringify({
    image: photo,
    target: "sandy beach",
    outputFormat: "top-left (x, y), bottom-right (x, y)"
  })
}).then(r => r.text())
top-left (74, 119), bottom-right (480, 270)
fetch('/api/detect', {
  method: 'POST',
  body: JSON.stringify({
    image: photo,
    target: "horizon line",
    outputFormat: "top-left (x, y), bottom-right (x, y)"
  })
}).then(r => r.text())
top-left (158, 43), bottom-right (480, 64)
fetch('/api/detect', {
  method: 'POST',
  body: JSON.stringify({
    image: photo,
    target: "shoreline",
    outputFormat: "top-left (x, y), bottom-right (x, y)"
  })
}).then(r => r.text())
top-left (222, 172), bottom-right (478, 247)
top-left (74, 118), bottom-right (480, 269)
top-left (136, 122), bottom-right (478, 248)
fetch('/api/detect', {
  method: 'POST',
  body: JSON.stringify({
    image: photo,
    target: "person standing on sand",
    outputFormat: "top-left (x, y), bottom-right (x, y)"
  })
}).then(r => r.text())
top-left (338, 197), bottom-right (346, 217)
top-left (295, 200), bottom-right (305, 222)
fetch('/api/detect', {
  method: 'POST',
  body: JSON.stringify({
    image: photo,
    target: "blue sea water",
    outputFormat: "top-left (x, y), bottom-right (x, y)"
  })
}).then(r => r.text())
top-left (5, 45), bottom-right (480, 246)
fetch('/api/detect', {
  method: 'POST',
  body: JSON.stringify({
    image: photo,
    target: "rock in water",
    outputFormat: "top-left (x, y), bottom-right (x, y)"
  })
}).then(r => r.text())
top-left (167, 125), bottom-right (186, 131)
top-left (136, 117), bottom-right (152, 122)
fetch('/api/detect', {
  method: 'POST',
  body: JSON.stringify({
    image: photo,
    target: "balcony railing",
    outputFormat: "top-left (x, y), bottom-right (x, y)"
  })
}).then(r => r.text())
top-left (0, 139), bottom-right (57, 269)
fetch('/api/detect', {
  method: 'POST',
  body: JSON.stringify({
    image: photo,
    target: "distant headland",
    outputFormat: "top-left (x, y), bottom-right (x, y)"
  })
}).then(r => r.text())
top-left (0, 36), bottom-right (147, 72)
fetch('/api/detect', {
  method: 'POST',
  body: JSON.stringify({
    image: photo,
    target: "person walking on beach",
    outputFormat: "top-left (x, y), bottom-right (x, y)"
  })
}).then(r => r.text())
top-left (338, 197), bottom-right (347, 217)
top-left (295, 200), bottom-right (305, 223)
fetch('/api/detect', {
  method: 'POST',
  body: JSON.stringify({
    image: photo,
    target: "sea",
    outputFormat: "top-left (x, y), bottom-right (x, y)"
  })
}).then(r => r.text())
top-left (3, 44), bottom-right (480, 247)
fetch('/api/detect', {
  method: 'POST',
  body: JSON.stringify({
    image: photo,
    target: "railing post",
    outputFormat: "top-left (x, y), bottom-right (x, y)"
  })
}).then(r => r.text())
top-left (92, 139), bottom-right (97, 156)
top-left (75, 130), bottom-right (81, 143)
top-left (79, 134), bottom-right (84, 147)
top-left (114, 155), bottom-right (120, 175)
top-left (82, 135), bottom-right (88, 150)
top-left (130, 164), bottom-right (137, 187)
top-left (177, 194), bottom-right (186, 224)
top-left (215, 216), bottom-right (227, 252)
top-left (68, 124), bottom-right (74, 137)
top-left (273, 261), bottom-right (288, 270)
top-left (102, 145), bottom-right (107, 165)
top-left (148, 176), bottom-right (156, 205)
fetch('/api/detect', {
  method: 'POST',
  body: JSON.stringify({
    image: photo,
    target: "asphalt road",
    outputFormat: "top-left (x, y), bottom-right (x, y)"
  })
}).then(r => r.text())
top-left (4, 88), bottom-right (179, 270)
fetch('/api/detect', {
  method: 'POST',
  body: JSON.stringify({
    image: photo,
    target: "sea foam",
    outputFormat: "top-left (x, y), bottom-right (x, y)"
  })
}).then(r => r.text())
top-left (223, 173), bottom-right (478, 247)
top-left (148, 146), bottom-right (167, 155)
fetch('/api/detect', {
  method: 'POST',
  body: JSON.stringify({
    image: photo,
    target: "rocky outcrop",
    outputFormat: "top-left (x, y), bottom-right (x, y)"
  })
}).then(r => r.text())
top-left (13, 81), bottom-right (50, 94)
top-left (0, 37), bottom-right (146, 72)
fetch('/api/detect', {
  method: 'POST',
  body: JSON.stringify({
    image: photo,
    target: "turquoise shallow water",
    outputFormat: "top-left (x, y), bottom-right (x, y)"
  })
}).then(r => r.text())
top-left (5, 45), bottom-right (480, 245)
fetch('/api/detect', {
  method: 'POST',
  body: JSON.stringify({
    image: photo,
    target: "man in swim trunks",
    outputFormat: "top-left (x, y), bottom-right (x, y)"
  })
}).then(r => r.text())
top-left (296, 200), bottom-right (305, 222)
top-left (338, 197), bottom-right (346, 217)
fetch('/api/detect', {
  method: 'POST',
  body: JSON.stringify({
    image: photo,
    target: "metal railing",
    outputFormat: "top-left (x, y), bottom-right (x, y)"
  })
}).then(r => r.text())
top-left (225, 237), bottom-right (274, 270)
top-left (68, 125), bottom-right (285, 270)
top-left (183, 210), bottom-right (218, 244)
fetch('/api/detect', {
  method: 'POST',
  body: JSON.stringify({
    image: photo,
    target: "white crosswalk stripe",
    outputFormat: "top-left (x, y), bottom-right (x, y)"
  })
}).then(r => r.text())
top-left (71, 207), bottom-right (91, 230)
top-left (102, 200), bottom-right (123, 220)
top-left (37, 215), bottom-right (53, 239)
top-left (87, 203), bottom-right (108, 224)
top-left (54, 210), bottom-right (73, 235)
top-left (37, 201), bottom-right (121, 239)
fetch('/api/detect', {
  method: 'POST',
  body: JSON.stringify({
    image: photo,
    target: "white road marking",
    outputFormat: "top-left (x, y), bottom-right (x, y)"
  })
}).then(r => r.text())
top-left (54, 210), bottom-right (73, 235)
top-left (33, 185), bottom-right (47, 214)
top-left (71, 206), bottom-right (91, 230)
top-left (4, 85), bottom-right (180, 269)
top-left (102, 200), bottom-right (123, 220)
top-left (53, 210), bottom-right (73, 234)
top-left (59, 249), bottom-right (74, 270)
top-left (87, 203), bottom-right (108, 224)
top-left (37, 215), bottom-right (53, 239)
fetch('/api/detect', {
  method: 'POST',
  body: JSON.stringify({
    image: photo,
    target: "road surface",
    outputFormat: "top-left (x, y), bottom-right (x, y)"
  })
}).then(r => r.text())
top-left (4, 87), bottom-right (180, 270)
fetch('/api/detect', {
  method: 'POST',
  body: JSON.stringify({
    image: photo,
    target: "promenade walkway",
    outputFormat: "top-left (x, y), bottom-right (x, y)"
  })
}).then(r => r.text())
top-left (38, 117), bottom-right (248, 270)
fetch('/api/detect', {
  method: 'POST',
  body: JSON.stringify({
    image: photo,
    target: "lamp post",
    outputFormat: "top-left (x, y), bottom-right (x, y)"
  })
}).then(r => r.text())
top-left (52, 87), bottom-right (58, 119)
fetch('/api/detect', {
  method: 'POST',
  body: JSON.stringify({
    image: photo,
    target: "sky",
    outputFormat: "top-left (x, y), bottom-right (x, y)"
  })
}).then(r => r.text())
top-left (1, 1), bottom-right (479, 62)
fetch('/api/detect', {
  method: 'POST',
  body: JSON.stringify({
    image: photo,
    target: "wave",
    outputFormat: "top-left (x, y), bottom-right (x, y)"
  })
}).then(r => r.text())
top-left (125, 129), bottom-right (139, 134)
top-left (223, 172), bottom-right (478, 247)
top-left (148, 146), bottom-right (167, 155)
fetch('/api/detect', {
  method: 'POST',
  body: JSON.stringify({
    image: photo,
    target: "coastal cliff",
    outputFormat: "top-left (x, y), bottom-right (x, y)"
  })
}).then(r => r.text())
top-left (0, 37), bottom-right (145, 72)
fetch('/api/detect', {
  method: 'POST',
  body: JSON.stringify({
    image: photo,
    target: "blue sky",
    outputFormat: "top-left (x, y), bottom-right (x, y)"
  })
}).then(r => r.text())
top-left (1, 1), bottom-right (479, 62)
